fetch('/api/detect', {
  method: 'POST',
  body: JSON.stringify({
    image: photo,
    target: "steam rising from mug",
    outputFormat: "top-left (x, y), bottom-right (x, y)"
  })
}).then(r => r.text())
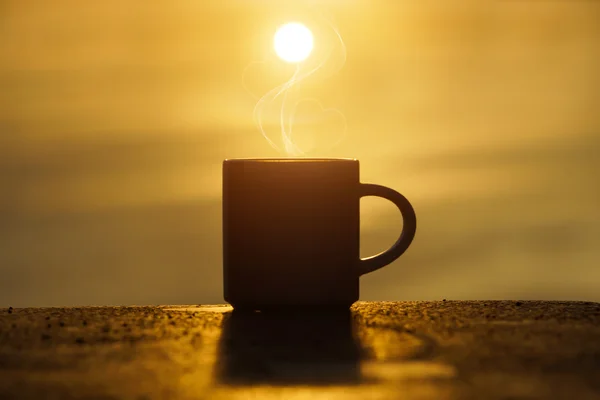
top-left (243, 9), bottom-right (347, 156)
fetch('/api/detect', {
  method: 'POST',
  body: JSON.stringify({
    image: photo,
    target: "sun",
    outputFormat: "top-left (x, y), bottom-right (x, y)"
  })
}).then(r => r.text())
top-left (274, 22), bottom-right (314, 63)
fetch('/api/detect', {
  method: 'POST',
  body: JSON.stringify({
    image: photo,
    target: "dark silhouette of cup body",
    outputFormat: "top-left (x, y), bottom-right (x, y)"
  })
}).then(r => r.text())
top-left (223, 158), bottom-right (416, 309)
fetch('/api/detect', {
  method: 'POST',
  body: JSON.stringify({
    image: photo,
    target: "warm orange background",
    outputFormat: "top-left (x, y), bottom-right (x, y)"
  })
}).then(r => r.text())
top-left (1, 1), bottom-right (599, 306)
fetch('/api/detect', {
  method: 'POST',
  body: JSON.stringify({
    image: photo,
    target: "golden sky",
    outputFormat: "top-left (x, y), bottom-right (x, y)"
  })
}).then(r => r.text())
top-left (1, 1), bottom-right (599, 305)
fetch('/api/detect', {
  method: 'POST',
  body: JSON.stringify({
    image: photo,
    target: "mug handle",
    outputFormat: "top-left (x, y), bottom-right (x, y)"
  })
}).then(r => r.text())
top-left (358, 183), bottom-right (417, 275)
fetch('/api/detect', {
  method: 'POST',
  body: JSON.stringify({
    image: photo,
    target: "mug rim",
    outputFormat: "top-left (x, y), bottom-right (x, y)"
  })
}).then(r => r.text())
top-left (224, 157), bottom-right (357, 163)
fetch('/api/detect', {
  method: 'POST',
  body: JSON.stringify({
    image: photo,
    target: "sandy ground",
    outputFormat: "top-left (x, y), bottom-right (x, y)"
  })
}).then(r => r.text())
top-left (1, 301), bottom-right (599, 400)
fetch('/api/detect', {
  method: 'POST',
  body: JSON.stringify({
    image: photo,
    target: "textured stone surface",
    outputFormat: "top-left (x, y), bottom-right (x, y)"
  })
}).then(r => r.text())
top-left (1, 301), bottom-right (599, 400)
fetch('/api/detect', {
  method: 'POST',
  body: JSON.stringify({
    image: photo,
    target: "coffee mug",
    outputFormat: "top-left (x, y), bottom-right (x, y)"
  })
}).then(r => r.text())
top-left (222, 158), bottom-right (416, 310)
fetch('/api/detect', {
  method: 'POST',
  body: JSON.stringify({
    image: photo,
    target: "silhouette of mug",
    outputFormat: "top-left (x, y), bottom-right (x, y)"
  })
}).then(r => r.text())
top-left (222, 158), bottom-right (416, 309)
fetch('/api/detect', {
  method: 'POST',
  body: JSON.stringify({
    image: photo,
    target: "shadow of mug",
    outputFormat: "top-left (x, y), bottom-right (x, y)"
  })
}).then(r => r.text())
top-left (215, 308), bottom-right (366, 386)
